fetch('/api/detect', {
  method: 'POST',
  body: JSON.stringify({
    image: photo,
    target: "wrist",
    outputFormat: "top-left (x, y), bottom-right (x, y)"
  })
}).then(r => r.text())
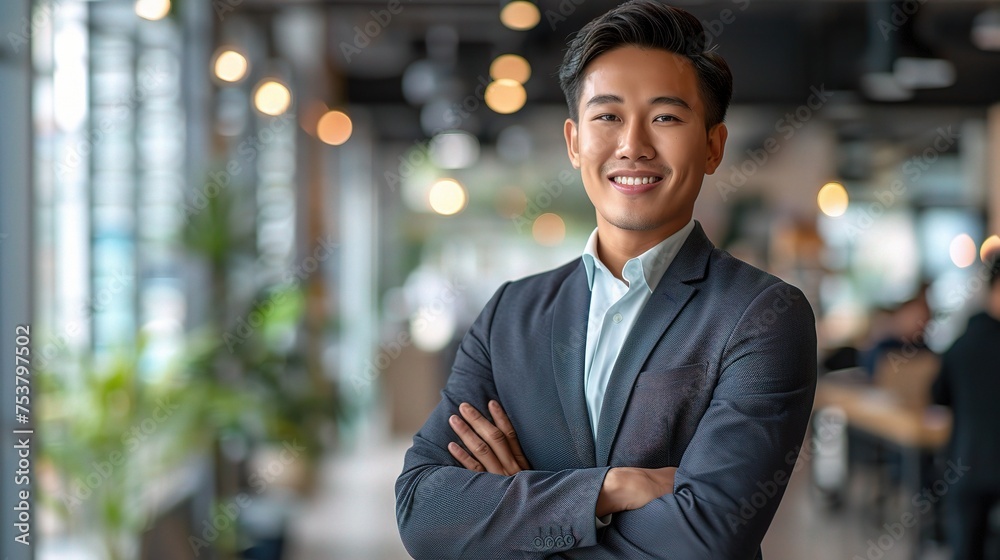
top-left (596, 468), bottom-right (616, 517)
top-left (596, 467), bottom-right (631, 517)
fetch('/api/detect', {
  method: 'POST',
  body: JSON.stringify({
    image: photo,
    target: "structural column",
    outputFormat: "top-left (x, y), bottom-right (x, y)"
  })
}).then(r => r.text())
top-left (0, 1), bottom-right (35, 559)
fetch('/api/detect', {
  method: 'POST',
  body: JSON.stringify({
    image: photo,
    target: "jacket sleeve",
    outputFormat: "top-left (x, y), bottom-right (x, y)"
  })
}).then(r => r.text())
top-left (395, 281), bottom-right (611, 559)
top-left (930, 346), bottom-right (953, 406)
top-left (558, 282), bottom-right (818, 560)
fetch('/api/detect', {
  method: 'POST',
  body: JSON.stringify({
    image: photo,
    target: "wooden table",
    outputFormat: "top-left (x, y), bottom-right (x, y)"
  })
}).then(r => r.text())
top-left (814, 377), bottom-right (952, 451)
top-left (813, 371), bottom-right (953, 553)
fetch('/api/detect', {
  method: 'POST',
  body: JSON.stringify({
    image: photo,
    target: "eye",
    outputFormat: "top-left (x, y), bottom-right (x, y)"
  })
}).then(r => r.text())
top-left (594, 114), bottom-right (620, 122)
top-left (654, 115), bottom-right (681, 123)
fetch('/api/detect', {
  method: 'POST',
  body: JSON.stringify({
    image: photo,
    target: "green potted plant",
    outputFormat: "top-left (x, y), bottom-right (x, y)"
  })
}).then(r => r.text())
top-left (37, 336), bottom-right (240, 559)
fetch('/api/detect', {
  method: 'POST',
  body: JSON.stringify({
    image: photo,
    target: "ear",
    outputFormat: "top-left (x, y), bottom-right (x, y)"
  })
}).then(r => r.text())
top-left (704, 122), bottom-right (728, 175)
top-left (564, 118), bottom-right (580, 169)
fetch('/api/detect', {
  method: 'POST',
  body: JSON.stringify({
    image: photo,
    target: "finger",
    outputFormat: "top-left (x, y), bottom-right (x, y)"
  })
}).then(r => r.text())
top-left (447, 442), bottom-right (484, 473)
top-left (489, 400), bottom-right (531, 471)
top-left (459, 403), bottom-right (521, 475)
top-left (449, 413), bottom-right (506, 474)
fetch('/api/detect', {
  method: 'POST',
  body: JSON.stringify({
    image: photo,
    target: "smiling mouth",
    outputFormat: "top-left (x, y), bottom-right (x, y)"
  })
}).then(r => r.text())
top-left (609, 175), bottom-right (663, 186)
top-left (607, 173), bottom-right (665, 194)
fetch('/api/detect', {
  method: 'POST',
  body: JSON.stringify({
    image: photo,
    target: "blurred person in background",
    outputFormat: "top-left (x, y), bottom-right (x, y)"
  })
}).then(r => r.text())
top-left (932, 256), bottom-right (1000, 560)
top-left (861, 284), bottom-right (933, 378)
top-left (395, 2), bottom-right (817, 558)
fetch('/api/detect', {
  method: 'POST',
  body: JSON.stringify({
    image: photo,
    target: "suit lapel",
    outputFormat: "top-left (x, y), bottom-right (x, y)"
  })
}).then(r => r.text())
top-left (594, 222), bottom-right (714, 466)
top-left (551, 262), bottom-right (597, 468)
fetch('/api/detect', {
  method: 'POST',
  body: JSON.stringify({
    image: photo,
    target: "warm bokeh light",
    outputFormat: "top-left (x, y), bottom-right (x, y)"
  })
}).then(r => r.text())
top-left (981, 234), bottom-right (1000, 263)
top-left (532, 213), bottom-right (566, 246)
top-left (317, 110), bottom-right (353, 146)
top-left (950, 233), bottom-right (977, 268)
top-left (213, 50), bottom-right (248, 83)
top-left (253, 80), bottom-right (292, 116)
top-left (428, 179), bottom-right (467, 216)
top-left (817, 182), bottom-right (849, 217)
top-left (490, 54), bottom-right (531, 84)
top-left (135, 0), bottom-right (170, 20)
top-left (500, 1), bottom-right (540, 30)
top-left (485, 79), bottom-right (527, 114)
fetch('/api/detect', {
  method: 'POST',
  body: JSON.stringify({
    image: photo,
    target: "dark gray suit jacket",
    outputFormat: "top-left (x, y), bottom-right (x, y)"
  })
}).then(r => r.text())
top-left (395, 222), bottom-right (817, 559)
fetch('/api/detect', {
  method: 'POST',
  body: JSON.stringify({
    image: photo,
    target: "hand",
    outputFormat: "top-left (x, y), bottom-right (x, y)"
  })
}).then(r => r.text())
top-left (447, 400), bottom-right (531, 475)
top-left (596, 466), bottom-right (676, 517)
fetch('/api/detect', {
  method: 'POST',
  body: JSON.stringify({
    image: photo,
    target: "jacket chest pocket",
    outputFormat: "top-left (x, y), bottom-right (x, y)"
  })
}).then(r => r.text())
top-left (614, 362), bottom-right (709, 466)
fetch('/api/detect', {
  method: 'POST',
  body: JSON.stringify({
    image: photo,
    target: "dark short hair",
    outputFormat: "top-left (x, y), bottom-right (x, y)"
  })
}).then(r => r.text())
top-left (558, 0), bottom-right (733, 128)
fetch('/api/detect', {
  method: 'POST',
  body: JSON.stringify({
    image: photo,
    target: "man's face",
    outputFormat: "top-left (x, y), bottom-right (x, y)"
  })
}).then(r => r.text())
top-left (564, 46), bottom-right (727, 236)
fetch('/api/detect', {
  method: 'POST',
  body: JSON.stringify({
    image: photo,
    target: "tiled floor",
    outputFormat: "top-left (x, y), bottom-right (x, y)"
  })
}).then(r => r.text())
top-left (286, 417), bottom-right (412, 560)
top-left (762, 461), bottom-right (949, 560)
top-left (286, 417), bottom-right (951, 560)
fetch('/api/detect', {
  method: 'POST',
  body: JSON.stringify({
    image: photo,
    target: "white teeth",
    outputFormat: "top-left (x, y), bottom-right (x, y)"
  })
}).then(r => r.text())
top-left (612, 176), bottom-right (659, 186)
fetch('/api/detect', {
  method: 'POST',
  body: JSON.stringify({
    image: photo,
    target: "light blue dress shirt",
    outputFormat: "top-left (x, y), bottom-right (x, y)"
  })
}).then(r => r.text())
top-left (580, 219), bottom-right (695, 441)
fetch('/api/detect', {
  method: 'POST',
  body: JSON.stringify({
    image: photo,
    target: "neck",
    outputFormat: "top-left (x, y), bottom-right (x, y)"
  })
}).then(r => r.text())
top-left (594, 216), bottom-right (689, 282)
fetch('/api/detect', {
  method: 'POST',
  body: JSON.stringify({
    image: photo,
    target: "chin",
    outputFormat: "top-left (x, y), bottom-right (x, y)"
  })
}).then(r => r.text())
top-left (605, 212), bottom-right (663, 232)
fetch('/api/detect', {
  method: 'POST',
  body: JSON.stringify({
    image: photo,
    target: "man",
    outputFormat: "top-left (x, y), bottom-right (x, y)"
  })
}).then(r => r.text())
top-left (932, 256), bottom-right (1000, 560)
top-left (395, 2), bottom-right (817, 558)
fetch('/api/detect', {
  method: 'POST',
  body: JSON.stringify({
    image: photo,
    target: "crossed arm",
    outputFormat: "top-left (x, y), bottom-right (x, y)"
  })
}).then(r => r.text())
top-left (447, 400), bottom-right (676, 518)
top-left (395, 282), bottom-right (817, 559)
top-left (395, 284), bottom-right (646, 558)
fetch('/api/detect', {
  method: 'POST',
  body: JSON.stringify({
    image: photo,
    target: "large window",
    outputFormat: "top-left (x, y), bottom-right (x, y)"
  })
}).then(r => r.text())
top-left (33, 0), bottom-right (186, 373)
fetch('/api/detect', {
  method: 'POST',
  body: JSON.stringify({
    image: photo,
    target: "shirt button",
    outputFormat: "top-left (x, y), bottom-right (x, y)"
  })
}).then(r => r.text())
top-left (613, 313), bottom-right (623, 324)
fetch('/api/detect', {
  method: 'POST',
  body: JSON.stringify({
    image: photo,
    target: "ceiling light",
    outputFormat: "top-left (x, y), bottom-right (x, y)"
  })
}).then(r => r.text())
top-left (135, 0), bottom-right (170, 20)
top-left (213, 49), bottom-right (249, 83)
top-left (817, 182), bottom-right (849, 217)
top-left (500, 1), bottom-right (540, 31)
top-left (253, 80), bottom-right (292, 116)
top-left (484, 79), bottom-right (527, 114)
top-left (317, 110), bottom-right (353, 146)
top-left (490, 54), bottom-right (531, 84)
top-left (428, 179), bottom-right (467, 216)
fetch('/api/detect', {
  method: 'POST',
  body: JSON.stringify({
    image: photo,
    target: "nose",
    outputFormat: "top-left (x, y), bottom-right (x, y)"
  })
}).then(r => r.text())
top-left (615, 120), bottom-right (655, 161)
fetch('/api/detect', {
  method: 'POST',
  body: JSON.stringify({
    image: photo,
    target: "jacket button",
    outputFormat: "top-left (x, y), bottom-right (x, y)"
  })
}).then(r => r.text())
top-left (544, 536), bottom-right (555, 549)
top-left (555, 536), bottom-right (565, 547)
top-left (533, 536), bottom-right (544, 550)
top-left (565, 534), bottom-right (576, 546)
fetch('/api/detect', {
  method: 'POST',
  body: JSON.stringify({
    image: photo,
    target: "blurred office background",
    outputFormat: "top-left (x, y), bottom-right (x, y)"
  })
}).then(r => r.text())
top-left (1, 0), bottom-right (1000, 558)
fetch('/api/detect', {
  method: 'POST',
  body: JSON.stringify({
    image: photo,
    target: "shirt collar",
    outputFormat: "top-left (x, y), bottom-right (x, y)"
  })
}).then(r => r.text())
top-left (581, 219), bottom-right (695, 294)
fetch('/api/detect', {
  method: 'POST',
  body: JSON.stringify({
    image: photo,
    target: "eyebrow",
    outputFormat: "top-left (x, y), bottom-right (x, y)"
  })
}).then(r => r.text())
top-left (585, 94), bottom-right (693, 111)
